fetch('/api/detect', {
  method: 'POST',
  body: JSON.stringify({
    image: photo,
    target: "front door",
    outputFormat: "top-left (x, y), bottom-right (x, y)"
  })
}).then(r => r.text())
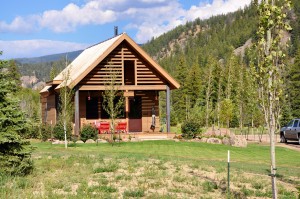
top-left (128, 96), bottom-right (142, 132)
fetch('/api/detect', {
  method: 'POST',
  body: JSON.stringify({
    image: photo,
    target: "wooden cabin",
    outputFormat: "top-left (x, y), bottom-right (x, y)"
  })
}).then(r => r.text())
top-left (40, 33), bottom-right (180, 135)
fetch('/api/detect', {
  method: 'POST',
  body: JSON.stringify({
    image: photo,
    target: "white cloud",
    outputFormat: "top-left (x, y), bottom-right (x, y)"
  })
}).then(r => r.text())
top-left (0, 0), bottom-right (252, 56)
top-left (0, 40), bottom-right (89, 59)
top-left (39, 2), bottom-right (117, 32)
top-left (185, 0), bottom-right (251, 21)
top-left (0, 16), bottom-right (38, 33)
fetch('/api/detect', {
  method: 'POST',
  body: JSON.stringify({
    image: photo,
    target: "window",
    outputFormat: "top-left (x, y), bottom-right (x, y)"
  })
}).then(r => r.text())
top-left (287, 120), bottom-right (294, 127)
top-left (100, 97), bottom-right (125, 119)
top-left (293, 120), bottom-right (299, 128)
top-left (86, 97), bottom-right (98, 119)
top-left (124, 60), bottom-right (135, 85)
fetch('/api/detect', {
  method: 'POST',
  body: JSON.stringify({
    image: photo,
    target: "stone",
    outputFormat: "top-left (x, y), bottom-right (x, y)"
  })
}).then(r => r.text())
top-left (229, 135), bottom-right (247, 147)
top-left (203, 128), bottom-right (231, 137)
top-left (200, 137), bottom-right (208, 143)
top-left (76, 140), bottom-right (84, 144)
top-left (222, 137), bottom-right (231, 145)
top-left (206, 138), bottom-right (222, 144)
top-left (52, 140), bottom-right (60, 144)
top-left (96, 139), bottom-right (108, 143)
top-left (130, 138), bottom-right (140, 142)
top-left (85, 139), bottom-right (96, 143)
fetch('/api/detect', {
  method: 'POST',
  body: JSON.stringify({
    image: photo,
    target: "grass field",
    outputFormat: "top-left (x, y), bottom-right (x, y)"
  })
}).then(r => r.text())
top-left (1, 140), bottom-right (299, 198)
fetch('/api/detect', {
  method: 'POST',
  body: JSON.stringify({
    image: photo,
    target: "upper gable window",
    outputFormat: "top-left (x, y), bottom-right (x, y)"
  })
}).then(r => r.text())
top-left (124, 60), bottom-right (135, 85)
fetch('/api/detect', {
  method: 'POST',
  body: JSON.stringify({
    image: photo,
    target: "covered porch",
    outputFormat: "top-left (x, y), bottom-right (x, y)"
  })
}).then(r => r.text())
top-left (74, 85), bottom-right (171, 135)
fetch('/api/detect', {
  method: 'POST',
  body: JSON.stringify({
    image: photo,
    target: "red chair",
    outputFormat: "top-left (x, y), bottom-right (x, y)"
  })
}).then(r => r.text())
top-left (98, 121), bottom-right (110, 134)
top-left (116, 122), bottom-right (127, 133)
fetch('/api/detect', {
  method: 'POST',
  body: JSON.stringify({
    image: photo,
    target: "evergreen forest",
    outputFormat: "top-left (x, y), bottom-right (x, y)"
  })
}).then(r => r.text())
top-left (143, 0), bottom-right (300, 128)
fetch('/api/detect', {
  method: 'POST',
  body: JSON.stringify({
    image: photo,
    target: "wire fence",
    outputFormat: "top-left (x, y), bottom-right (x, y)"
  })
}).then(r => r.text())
top-left (230, 127), bottom-right (280, 143)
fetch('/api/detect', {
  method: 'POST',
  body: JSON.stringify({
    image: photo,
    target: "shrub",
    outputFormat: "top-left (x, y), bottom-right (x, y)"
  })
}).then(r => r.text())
top-left (53, 122), bottom-right (72, 140)
top-left (170, 111), bottom-right (178, 126)
top-left (80, 124), bottom-right (98, 142)
top-left (181, 119), bottom-right (202, 139)
top-left (202, 181), bottom-right (218, 192)
top-left (40, 124), bottom-right (53, 141)
top-left (22, 122), bottom-right (40, 139)
top-left (28, 124), bottom-right (41, 139)
top-left (123, 189), bottom-right (145, 197)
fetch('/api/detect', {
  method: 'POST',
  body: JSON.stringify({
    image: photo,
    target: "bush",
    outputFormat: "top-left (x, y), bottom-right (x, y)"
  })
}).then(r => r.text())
top-left (21, 122), bottom-right (40, 139)
top-left (53, 122), bottom-right (72, 140)
top-left (28, 124), bottom-right (41, 139)
top-left (40, 124), bottom-right (53, 141)
top-left (170, 111), bottom-right (178, 126)
top-left (181, 119), bottom-right (202, 139)
top-left (80, 124), bottom-right (98, 142)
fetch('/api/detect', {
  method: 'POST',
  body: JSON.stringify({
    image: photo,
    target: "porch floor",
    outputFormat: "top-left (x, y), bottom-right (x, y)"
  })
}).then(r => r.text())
top-left (97, 132), bottom-right (176, 141)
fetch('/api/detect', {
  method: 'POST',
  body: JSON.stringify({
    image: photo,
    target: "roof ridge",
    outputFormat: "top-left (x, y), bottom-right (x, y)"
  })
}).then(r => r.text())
top-left (85, 33), bottom-right (125, 50)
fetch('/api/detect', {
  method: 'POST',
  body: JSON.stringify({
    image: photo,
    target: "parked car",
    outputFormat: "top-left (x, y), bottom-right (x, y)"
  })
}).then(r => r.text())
top-left (280, 119), bottom-right (300, 144)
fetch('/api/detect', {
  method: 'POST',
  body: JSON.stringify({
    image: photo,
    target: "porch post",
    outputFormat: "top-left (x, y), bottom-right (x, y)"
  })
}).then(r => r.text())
top-left (74, 86), bottom-right (80, 136)
top-left (125, 95), bottom-right (129, 132)
top-left (166, 85), bottom-right (170, 133)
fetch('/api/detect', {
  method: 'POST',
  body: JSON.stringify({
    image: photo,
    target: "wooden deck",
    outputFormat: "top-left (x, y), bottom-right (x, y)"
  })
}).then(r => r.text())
top-left (97, 132), bottom-right (175, 141)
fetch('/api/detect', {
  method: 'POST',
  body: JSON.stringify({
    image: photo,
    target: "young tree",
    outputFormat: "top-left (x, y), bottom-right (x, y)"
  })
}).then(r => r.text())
top-left (204, 56), bottom-right (216, 127)
top-left (219, 99), bottom-right (234, 128)
top-left (0, 52), bottom-right (33, 175)
top-left (214, 60), bottom-right (225, 129)
top-left (251, 1), bottom-right (292, 198)
top-left (102, 65), bottom-right (124, 145)
top-left (57, 58), bottom-right (74, 148)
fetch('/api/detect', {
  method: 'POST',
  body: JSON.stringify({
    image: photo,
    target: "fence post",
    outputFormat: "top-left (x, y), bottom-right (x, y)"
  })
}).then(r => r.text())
top-left (227, 150), bottom-right (230, 197)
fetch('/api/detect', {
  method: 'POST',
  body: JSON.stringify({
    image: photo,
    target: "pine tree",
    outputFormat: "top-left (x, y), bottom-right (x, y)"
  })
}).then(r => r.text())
top-left (0, 52), bottom-right (33, 175)
top-left (289, 49), bottom-right (300, 118)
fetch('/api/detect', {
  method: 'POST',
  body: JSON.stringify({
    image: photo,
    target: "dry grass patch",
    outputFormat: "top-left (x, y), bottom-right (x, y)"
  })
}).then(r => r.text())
top-left (1, 141), bottom-right (299, 198)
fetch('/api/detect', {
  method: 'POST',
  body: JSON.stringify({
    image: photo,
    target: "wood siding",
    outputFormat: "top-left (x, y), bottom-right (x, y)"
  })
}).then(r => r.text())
top-left (41, 94), bottom-right (57, 124)
top-left (79, 41), bottom-right (166, 86)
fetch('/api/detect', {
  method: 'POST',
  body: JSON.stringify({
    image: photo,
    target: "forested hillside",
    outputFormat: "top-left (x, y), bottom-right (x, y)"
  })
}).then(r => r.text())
top-left (143, 0), bottom-right (300, 128)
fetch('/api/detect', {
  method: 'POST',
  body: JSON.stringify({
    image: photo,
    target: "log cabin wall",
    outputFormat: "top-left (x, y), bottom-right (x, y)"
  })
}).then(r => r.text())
top-left (43, 94), bottom-right (56, 124)
top-left (41, 95), bottom-right (47, 123)
top-left (79, 41), bottom-right (166, 86)
top-left (137, 91), bottom-right (160, 132)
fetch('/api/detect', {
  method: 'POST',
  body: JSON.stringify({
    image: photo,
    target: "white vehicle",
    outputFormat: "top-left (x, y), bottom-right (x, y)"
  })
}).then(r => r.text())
top-left (280, 119), bottom-right (300, 144)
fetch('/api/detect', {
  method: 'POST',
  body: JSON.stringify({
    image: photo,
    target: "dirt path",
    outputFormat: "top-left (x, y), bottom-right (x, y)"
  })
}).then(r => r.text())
top-left (236, 134), bottom-right (300, 152)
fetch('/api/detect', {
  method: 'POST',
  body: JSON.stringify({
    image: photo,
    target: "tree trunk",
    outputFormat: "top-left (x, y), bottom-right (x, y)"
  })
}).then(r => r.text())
top-left (217, 76), bottom-right (222, 129)
top-left (267, 23), bottom-right (277, 198)
top-left (205, 75), bottom-right (212, 127)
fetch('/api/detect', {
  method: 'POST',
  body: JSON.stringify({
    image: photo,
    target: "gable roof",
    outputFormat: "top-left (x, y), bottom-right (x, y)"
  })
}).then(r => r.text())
top-left (51, 33), bottom-right (180, 90)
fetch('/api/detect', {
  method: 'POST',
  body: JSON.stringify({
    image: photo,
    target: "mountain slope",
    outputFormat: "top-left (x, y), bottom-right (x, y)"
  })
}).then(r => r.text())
top-left (15, 50), bottom-right (83, 64)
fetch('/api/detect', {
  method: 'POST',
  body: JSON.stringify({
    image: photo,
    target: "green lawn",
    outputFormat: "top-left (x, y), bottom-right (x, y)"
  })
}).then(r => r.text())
top-left (1, 140), bottom-right (299, 198)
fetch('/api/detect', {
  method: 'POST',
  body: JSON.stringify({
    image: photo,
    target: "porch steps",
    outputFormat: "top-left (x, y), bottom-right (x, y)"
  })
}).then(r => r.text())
top-left (138, 135), bottom-right (169, 141)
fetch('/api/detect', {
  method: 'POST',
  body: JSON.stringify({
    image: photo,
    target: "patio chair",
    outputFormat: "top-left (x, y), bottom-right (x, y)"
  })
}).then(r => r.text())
top-left (98, 121), bottom-right (110, 134)
top-left (116, 121), bottom-right (127, 133)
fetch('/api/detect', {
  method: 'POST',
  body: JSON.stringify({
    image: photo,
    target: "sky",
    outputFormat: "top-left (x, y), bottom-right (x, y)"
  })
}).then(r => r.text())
top-left (0, 0), bottom-right (251, 59)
